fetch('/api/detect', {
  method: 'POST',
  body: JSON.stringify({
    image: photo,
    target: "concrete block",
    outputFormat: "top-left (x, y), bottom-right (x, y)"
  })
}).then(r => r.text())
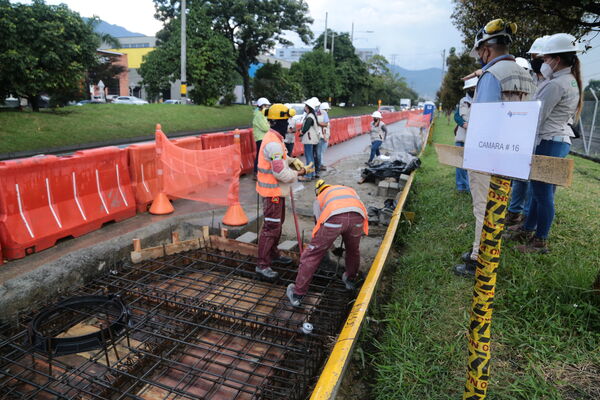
top-left (387, 182), bottom-right (400, 198)
top-left (377, 181), bottom-right (390, 197)
top-left (236, 232), bottom-right (258, 244)
top-left (399, 174), bottom-right (410, 183)
top-left (278, 240), bottom-right (299, 252)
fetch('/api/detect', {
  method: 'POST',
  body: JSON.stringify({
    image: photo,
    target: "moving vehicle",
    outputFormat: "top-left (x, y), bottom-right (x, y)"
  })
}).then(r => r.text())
top-left (164, 99), bottom-right (182, 104)
top-left (113, 96), bottom-right (148, 105)
top-left (379, 105), bottom-right (395, 113)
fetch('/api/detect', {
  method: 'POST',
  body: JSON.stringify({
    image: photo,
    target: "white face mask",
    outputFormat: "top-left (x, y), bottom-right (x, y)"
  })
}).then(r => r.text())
top-left (540, 58), bottom-right (557, 79)
top-left (540, 63), bottom-right (553, 79)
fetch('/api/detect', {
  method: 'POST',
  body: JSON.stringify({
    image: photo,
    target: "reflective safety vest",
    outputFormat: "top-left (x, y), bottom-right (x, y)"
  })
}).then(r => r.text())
top-left (312, 185), bottom-right (368, 237)
top-left (256, 129), bottom-right (287, 198)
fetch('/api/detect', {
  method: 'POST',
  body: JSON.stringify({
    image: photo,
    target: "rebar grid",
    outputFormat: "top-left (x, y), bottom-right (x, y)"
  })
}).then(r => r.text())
top-left (0, 245), bottom-right (354, 400)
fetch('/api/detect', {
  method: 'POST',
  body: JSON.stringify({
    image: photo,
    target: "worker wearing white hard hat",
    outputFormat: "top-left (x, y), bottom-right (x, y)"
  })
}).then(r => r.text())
top-left (506, 33), bottom-right (584, 254)
top-left (316, 102), bottom-right (331, 173)
top-left (252, 97), bottom-right (272, 177)
top-left (453, 77), bottom-right (478, 193)
top-left (454, 19), bottom-right (535, 278)
top-left (366, 111), bottom-right (387, 165)
top-left (299, 97), bottom-right (321, 181)
top-left (526, 36), bottom-right (551, 87)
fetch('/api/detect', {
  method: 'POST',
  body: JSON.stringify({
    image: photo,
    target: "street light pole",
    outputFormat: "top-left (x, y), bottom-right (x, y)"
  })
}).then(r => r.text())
top-left (324, 12), bottom-right (328, 51)
top-left (180, 0), bottom-right (187, 102)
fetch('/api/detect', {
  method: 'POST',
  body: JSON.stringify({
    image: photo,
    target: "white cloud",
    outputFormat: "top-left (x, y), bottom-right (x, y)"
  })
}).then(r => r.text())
top-left (10, 0), bottom-right (163, 36)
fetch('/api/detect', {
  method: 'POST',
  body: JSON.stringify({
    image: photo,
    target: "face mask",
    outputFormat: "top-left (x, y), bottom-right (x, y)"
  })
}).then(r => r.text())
top-left (467, 90), bottom-right (475, 98)
top-left (540, 62), bottom-right (554, 79)
top-left (530, 57), bottom-right (544, 74)
top-left (477, 48), bottom-right (488, 67)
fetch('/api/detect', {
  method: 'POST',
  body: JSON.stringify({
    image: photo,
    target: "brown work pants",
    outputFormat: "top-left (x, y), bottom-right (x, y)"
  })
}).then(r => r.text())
top-left (257, 196), bottom-right (285, 269)
top-left (294, 212), bottom-right (364, 296)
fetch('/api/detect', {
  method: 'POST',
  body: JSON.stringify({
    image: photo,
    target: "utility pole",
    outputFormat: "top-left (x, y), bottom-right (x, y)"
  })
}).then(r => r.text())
top-left (324, 12), bottom-right (328, 51)
top-left (351, 21), bottom-right (354, 43)
top-left (441, 49), bottom-right (446, 82)
top-left (180, 0), bottom-right (187, 102)
top-left (331, 32), bottom-right (335, 58)
top-left (391, 54), bottom-right (398, 68)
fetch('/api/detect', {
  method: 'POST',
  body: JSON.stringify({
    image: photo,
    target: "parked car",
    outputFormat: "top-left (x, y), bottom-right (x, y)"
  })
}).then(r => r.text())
top-left (113, 96), bottom-right (148, 105)
top-left (105, 95), bottom-right (119, 102)
top-left (164, 99), bottom-right (182, 104)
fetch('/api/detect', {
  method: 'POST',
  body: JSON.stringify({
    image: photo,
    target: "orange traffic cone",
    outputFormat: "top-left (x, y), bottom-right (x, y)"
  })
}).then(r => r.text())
top-left (222, 202), bottom-right (248, 226)
top-left (149, 191), bottom-right (174, 215)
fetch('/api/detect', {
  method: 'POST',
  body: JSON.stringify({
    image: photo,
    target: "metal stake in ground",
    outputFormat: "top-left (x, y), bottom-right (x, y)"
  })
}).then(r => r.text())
top-left (289, 189), bottom-right (303, 255)
top-left (463, 175), bottom-right (510, 400)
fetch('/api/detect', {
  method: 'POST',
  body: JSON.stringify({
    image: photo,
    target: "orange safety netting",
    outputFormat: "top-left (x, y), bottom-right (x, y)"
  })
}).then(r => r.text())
top-left (155, 129), bottom-right (241, 207)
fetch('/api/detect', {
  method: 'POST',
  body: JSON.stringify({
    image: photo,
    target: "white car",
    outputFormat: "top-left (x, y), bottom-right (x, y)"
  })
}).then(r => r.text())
top-left (113, 96), bottom-right (148, 105)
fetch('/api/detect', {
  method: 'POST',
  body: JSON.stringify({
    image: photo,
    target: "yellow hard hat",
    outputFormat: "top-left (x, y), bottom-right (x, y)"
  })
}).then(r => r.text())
top-left (264, 103), bottom-right (297, 120)
top-left (315, 179), bottom-right (330, 195)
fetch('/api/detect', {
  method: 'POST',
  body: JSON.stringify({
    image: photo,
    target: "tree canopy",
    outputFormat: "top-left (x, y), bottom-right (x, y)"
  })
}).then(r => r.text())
top-left (152, 0), bottom-right (313, 103)
top-left (289, 49), bottom-right (341, 101)
top-left (252, 61), bottom-right (303, 103)
top-left (366, 55), bottom-right (419, 106)
top-left (140, 5), bottom-right (236, 105)
top-left (451, 0), bottom-right (592, 57)
top-left (0, 0), bottom-right (99, 110)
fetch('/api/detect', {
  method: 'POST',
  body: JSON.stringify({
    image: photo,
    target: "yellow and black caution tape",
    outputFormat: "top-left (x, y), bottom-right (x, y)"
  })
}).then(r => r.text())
top-left (463, 175), bottom-right (511, 400)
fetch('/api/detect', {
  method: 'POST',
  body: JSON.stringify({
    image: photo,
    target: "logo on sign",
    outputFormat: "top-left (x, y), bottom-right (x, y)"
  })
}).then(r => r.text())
top-left (507, 111), bottom-right (528, 118)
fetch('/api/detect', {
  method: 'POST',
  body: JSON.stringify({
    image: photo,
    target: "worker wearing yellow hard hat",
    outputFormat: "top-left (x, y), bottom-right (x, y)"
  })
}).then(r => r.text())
top-left (286, 179), bottom-right (368, 307)
top-left (255, 103), bottom-right (314, 280)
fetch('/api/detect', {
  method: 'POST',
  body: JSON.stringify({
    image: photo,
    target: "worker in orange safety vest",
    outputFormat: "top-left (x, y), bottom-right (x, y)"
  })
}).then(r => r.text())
top-left (286, 179), bottom-right (368, 307)
top-left (256, 103), bottom-right (310, 280)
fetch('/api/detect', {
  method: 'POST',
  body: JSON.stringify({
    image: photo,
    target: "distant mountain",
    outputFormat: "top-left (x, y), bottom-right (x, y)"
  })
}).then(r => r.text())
top-left (84, 18), bottom-right (144, 38)
top-left (389, 65), bottom-right (443, 100)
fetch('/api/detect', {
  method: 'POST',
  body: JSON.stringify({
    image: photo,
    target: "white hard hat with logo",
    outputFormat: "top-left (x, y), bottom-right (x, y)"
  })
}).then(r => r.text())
top-left (463, 77), bottom-right (478, 89)
top-left (304, 97), bottom-right (321, 110)
top-left (320, 102), bottom-right (331, 110)
top-left (527, 36), bottom-right (549, 55)
top-left (515, 57), bottom-right (531, 70)
top-left (256, 97), bottom-right (271, 107)
top-left (372, 111), bottom-right (382, 119)
top-left (540, 33), bottom-right (582, 55)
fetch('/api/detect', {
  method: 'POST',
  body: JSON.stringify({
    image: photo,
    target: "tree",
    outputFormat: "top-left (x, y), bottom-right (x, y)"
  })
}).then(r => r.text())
top-left (312, 30), bottom-right (370, 104)
top-left (289, 49), bottom-right (341, 102)
top-left (451, 0), bottom-right (592, 57)
top-left (252, 62), bottom-right (303, 103)
top-left (584, 79), bottom-right (600, 101)
top-left (140, 6), bottom-right (236, 105)
top-left (152, 0), bottom-right (313, 103)
top-left (436, 48), bottom-right (479, 113)
top-left (0, 0), bottom-right (99, 111)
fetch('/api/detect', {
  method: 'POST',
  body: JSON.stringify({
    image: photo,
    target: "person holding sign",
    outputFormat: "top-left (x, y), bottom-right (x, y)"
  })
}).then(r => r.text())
top-left (454, 19), bottom-right (535, 277)
top-left (507, 33), bottom-right (583, 254)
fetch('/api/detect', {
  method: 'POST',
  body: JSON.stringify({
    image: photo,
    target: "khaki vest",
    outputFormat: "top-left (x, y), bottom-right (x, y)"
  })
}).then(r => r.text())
top-left (301, 113), bottom-right (320, 145)
top-left (485, 59), bottom-right (536, 101)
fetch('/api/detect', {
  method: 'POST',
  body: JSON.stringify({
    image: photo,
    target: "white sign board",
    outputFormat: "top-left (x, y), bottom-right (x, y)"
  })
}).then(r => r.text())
top-left (463, 101), bottom-right (541, 179)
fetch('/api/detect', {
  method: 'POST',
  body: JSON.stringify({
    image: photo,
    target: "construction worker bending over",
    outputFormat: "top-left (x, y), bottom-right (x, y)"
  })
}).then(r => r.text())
top-left (287, 180), bottom-right (368, 307)
top-left (256, 103), bottom-right (310, 280)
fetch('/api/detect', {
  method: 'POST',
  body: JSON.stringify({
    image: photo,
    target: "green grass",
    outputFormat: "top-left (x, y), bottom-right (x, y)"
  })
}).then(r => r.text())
top-left (0, 104), bottom-right (377, 154)
top-left (361, 116), bottom-right (600, 399)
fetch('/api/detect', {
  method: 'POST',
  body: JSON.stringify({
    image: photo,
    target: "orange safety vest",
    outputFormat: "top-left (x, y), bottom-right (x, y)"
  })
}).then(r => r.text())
top-left (256, 129), bottom-right (287, 198)
top-left (312, 185), bottom-right (369, 237)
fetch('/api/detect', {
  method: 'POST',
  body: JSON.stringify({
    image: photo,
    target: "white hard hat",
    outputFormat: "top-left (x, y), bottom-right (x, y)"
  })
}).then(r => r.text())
top-left (515, 57), bottom-right (531, 70)
top-left (469, 19), bottom-right (516, 58)
top-left (463, 77), bottom-right (478, 89)
top-left (304, 97), bottom-right (320, 110)
top-left (372, 111), bottom-right (382, 119)
top-left (320, 102), bottom-right (330, 110)
top-left (527, 36), bottom-right (549, 55)
top-left (256, 97), bottom-right (270, 107)
top-left (540, 33), bottom-right (582, 55)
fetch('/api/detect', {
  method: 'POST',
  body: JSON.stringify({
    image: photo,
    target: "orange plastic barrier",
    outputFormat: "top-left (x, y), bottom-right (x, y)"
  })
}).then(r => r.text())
top-left (127, 143), bottom-right (159, 212)
top-left (0, 148), bottom-right (136, 259)
top-left (171, 136), bottom-right (203, 150)
top-left (406, 113), bottom-right (431, 128)
top-left (201, 132), bottom-right (234, 150)
top-left (234, 128), bottom-right (256, 175)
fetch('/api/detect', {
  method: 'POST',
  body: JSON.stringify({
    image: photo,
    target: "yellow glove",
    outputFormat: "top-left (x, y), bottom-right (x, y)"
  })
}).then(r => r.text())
top-left (290, 158), bottom-right (306, 171)
top-left (304, 162), bottom-right (315, 174)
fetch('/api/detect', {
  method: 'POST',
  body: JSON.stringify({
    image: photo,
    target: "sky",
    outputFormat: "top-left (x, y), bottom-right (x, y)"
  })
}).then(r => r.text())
top-left (8, 0), bottom-right (600, 83)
